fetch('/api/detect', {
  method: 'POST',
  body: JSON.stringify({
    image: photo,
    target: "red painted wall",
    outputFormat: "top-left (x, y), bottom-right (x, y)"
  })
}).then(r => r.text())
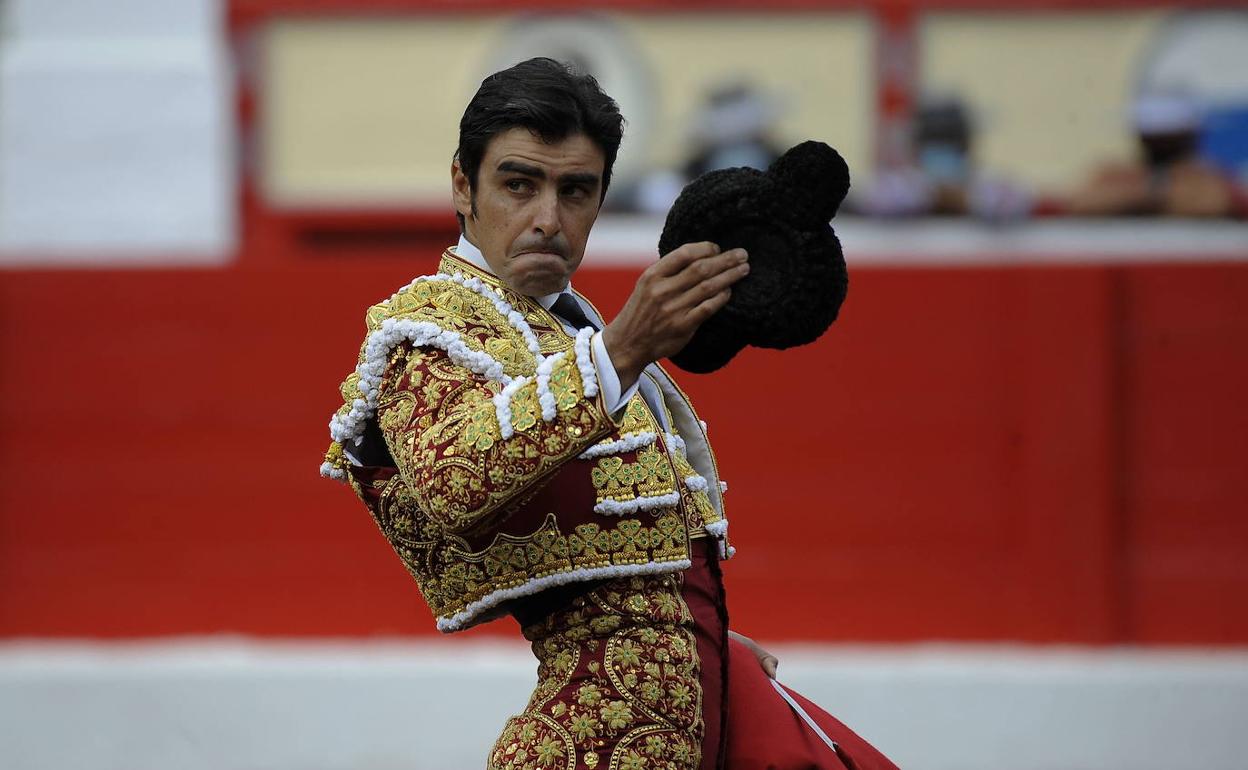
top-left (2, 253), bottom-right (1245, 643)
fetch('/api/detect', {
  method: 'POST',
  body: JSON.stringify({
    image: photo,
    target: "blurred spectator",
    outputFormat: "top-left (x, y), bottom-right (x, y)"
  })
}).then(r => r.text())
top-left (1065, 91), bottom-right (1248, 218)
top-left (682, 82), bottom-right (785, 179)
top-left (858, 96), bottom-right (1032, 221)
top-left (633, 82), bottom-right (784, 214)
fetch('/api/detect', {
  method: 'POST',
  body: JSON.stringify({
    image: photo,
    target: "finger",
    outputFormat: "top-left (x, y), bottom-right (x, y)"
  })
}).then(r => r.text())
top-left (668, 247), bottom-right (749, 294)
top-left (673, 255), bottom-right (748, 315)
top-left (683, 287), bottom-right (732, 329)
top-left (763, 655), bottom-right (779, 679)
top-left (652, 241), bottom-right (721, 277)
top-left (673, 258), bottom-right (749, 310)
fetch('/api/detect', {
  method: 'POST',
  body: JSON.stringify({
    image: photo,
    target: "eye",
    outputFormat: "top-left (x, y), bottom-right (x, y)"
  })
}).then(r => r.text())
top-left (505, 179), bottom-right (532, 194)
top-left (561, 184), bottom-right (590, 200)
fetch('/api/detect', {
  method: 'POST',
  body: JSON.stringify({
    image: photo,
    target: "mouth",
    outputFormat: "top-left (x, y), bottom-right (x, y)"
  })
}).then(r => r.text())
top-left (515, 249), bottom-right (567, 261)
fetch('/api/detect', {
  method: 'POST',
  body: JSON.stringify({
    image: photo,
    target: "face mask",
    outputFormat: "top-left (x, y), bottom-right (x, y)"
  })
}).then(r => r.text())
top-left (919, 143), bottom-right (968, 184)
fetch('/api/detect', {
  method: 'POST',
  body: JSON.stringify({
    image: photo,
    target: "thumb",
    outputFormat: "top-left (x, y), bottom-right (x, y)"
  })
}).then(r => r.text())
top-left (764, 655), bottom-right (779, 679)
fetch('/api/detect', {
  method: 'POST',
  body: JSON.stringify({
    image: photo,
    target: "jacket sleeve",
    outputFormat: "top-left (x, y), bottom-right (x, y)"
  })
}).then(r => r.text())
top-left (374, 337), bottom-right (617, 534)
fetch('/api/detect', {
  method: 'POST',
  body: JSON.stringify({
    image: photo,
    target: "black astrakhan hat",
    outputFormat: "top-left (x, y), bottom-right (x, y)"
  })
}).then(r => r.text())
top-left (658, 140), bottom-right (851, 373)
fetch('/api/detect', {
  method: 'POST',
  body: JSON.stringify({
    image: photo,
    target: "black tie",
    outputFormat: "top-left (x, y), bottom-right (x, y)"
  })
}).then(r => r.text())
top-left (551, 294), bottom-right (599, 332)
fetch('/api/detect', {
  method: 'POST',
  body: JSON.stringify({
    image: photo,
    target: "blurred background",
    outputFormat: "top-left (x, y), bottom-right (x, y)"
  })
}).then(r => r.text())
top-left (2, 0), bottom-right (1247, 768)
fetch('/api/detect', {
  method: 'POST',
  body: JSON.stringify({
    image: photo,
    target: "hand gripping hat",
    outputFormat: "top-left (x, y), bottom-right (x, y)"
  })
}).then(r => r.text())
top-left (658, 140), bottom-right (850, 373)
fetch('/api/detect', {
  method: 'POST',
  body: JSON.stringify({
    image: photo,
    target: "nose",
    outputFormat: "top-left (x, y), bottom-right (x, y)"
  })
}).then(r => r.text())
top-left (532, 188), bottom-right (561, 238)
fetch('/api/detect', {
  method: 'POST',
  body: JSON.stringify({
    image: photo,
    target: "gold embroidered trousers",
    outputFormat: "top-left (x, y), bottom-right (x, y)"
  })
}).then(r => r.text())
top-left (488, 572), bottom-right (705, 770)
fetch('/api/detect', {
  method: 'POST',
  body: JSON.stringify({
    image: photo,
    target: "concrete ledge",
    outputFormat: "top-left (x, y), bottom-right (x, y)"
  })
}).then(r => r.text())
top-left (3, 639), bottom-right (1247, 770)
top-left (586, 216), bottom-right (1248, 266)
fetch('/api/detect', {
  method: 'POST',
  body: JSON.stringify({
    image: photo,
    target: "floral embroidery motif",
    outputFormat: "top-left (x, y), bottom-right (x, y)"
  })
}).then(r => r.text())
top-left (631, 446), bottom-right (675, 497)
top-left (490, 714), bottom-right (574, 770)
top-left (485, 337), bottom-right (529, 370)
top-left (461, 406), bottom-right (500, 451)
top-left (548, 366), bottom-right (581, 411)
top-left (590, 457), bottom-right (634, 503)
top-left (510, 386), bottom-right (541, 433)
top-left (589, 444), bottom-right (680, 511)
top-left (488, 574), bottom-right (703, 770)
top-left (617, 397), bottom-right (654, 436)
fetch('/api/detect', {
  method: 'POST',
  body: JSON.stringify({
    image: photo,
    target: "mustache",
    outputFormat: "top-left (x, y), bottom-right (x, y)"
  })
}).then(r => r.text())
top-left (512, 237), bottom-right (569, 259)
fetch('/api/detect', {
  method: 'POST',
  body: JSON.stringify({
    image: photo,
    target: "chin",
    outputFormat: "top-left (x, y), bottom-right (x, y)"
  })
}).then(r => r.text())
top-left (510, 265), bottom-right (571, 297)
top-left (515, 276), bottom-right (568, 297)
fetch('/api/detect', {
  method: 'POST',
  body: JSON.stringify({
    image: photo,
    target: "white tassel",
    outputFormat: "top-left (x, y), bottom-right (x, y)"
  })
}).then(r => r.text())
top-left (493, 375), bottom-right (530, 440)
top-left (534, 351), bottom-right (565, 422)
top-left (322, 317), bottom-right (513, 481)
top-left (664, 432), bottom-right (687, 452)
top-left (594, 492), bottom-right (681, 516)
top-left (578, 431), bottom-right (658, 460)
top-left (573, 327), bottom-right (599, 398)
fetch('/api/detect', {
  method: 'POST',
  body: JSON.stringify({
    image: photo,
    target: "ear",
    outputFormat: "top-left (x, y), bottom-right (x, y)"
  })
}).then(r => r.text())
top-left (451, 159), bottom-right (474, 220)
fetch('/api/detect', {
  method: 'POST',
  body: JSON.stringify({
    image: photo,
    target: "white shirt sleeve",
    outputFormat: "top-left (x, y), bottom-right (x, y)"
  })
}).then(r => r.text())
top-left (591, 330), bottom-right (641, 415)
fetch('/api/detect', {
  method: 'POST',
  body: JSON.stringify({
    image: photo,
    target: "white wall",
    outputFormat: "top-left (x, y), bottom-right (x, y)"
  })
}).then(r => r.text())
top-left (3, 639), bottom-right (1247, 770)
top-left (0, 0), bottom-right (234, 265)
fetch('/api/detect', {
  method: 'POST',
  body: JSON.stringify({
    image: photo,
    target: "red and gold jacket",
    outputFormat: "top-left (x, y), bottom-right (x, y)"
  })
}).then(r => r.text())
top-left (321, 249), bottom-right (731, 632)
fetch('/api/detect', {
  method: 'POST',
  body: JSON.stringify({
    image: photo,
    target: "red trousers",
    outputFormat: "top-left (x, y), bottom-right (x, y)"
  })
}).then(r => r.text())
top-left (495, 538), bottom-right (900, 770)
top-left (722, 637), bottom-right (900, 770)
top-left (683, 539), bottom-right (900, 770)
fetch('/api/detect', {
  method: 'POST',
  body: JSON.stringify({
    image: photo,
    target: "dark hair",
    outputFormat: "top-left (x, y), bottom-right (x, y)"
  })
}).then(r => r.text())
top-left (455, 57), bottom-right (625, 230)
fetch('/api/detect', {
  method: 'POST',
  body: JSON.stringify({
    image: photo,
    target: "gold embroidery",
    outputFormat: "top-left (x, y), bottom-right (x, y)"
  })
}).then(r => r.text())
top-left (589, 445), bottom-right (678, 505)
top-left (338, 372), bottom-right (362, 402)
top-left (617, 397), bottom-right (653, 436)
top-left (511, 386), bottom-right (541, 433)
top-left (667, 442), bottom-right (719, 532)
top-left (328, 252), bottom-right (708, 634)
top-left (649, 515), bottom-right (687, 560)
top-left (378, 342), bottom-right (614, 533)
top-left (461, 407), bottom-right (500, 451)
top-left (590, 457), bottom-right (633, 503)
top-left (378, 393), bottom-right (415, 438)
top-left (549, 366), bottom-right (581, 411)
top-left (367, 490), bottom-right (694, 624)
top-left (538, 330), bottom-right (567, 353)
top-left (631, 446), bottom-right (675, 497)
top-left (488, 574), bottom-right (703, 770)
top-left (486, 337), bottom-right (528, 370)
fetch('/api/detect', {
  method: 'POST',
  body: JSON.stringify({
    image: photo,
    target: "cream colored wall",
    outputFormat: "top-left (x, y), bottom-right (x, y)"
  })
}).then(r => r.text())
top-left (263, 11), bottom-right (1168, 205)
top-left (260, 13), bottom-right (871, 206)
top-left (262, 18), bottom-right (506, 204)
top-left (617, 14), bottom-right (872, 180)
top-left (922, 11), bottom-right (1168, 193)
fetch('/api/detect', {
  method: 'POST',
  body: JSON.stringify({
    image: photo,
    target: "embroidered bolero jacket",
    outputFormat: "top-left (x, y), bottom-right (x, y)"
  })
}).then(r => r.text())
top-left (321, 250), bottom-right (732, 632)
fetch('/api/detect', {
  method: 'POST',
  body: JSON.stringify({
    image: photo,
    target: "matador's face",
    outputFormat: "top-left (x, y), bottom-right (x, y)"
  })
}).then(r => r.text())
top-left (453, 127), bottom-right (605, 297)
